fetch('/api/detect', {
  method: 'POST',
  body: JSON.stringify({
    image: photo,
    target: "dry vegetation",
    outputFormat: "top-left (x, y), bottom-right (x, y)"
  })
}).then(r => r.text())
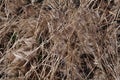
top-left (0, 0), bottom-right (120, 80)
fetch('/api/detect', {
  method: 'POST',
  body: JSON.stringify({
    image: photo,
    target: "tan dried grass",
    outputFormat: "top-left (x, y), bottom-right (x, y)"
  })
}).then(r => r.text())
top-left (0, 0), bottom-right (120, 80)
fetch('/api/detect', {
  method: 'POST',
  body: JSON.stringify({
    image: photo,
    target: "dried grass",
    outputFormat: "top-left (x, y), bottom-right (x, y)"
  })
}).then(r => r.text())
top-left (0, 0), bottom-right (120, 80)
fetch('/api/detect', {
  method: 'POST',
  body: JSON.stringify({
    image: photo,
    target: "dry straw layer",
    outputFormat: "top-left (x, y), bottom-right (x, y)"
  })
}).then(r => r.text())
top-left (0, 0), bottom-right (120, 80)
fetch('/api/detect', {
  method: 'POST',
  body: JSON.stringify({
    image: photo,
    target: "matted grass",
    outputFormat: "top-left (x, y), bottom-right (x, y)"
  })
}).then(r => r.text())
top-left (0, 0), bottom-right (120, 80)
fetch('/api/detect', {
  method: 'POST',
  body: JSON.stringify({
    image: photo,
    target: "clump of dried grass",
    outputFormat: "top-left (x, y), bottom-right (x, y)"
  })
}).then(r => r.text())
top-left (0, 0), bottom-right (120, 80)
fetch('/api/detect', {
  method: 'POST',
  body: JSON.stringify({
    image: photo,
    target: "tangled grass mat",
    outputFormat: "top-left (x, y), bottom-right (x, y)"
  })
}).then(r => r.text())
top-left (0, 0), bottom-right (120, 80)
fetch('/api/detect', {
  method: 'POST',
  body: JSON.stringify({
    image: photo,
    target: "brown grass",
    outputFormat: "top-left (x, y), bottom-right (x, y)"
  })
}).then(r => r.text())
top-left (0, 0), bottom-right (120, 80)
